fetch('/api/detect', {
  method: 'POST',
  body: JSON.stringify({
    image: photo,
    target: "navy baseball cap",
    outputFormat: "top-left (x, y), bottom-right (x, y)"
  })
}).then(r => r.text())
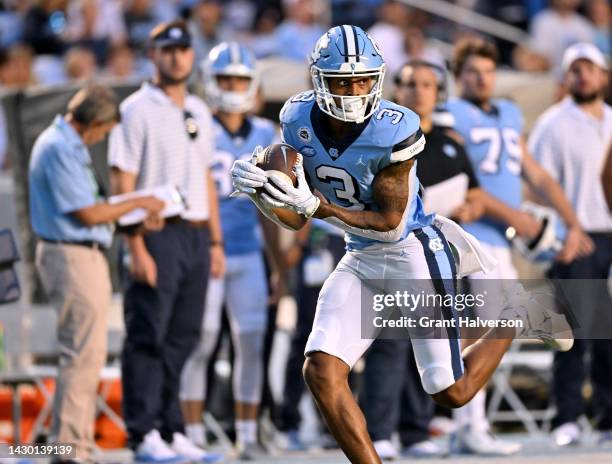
top-left (150, 21), bottom-right (192, 48)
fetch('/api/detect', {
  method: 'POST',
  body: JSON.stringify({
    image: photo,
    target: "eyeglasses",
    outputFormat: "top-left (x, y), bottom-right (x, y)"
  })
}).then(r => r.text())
top-left (184, 110), bottom-right (198, 140)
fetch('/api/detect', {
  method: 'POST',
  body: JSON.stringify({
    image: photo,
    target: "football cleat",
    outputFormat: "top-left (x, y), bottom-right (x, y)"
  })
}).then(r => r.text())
top-left (501, 283), bottom-right (574, 351)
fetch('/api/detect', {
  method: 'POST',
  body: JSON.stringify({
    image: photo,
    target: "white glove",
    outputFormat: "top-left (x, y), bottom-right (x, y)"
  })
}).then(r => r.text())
top-left (230, 146), bottom-right (267, 195)
top-left (261, 154), bottom-right (320, 218)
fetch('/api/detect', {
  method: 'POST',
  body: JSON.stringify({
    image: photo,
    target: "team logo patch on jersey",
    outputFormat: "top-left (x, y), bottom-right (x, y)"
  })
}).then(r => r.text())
top-left (428, 238), bottom-right (444, 253)
top-left (443, 144), bottom-right (457, 158)
top-left (301, 145), bottom-right (316, 157)
top-left (329, 147), bottom-right (339, 158)
top-left (298, 126), bottom-right (312, 143)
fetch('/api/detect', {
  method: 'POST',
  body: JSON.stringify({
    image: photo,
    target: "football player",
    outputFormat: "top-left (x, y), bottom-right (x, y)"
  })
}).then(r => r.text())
top-left (179, 42), bottom-right (283, 460)
top-left (444, 38), bottom-right (593, 455)
top-left (231, 26), bottom-right (572, 464)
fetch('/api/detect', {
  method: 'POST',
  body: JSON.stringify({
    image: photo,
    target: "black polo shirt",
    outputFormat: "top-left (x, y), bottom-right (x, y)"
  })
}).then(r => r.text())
top-left (416, 126), bottom-right (479, 189)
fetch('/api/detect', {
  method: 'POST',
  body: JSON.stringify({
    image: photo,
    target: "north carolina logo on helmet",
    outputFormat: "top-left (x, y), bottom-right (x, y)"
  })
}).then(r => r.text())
top-left (310, 32), bottom-right (330, 65)
top-left (309, 25), bottom-right (386, 124)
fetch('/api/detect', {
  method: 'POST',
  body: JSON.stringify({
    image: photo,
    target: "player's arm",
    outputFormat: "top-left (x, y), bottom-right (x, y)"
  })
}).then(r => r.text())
top-left (259, 212), bottom-right (287, 303)
top-left (602, 143), bottom-right (612, 213)
top-left (110, 168), bottom-right (159, 286)
top-left (477, 190), bottom-right (541, 237)
top-left (521, 141), bottom-right (594, 260)
top-left (313, 159), bottom-right (413, 232)
top-left (207, 170), bottom-right (225, 278)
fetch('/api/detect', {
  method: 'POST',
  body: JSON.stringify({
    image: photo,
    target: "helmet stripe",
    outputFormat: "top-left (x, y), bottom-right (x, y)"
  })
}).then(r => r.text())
top-left (340, 26), bottom-right (349, 62)
top-left (350, 25), bottom-right (360, 62)
top-left (230, 42), bottom-right (240, 64)
top-left (342, 25), bottom-right (357, 63)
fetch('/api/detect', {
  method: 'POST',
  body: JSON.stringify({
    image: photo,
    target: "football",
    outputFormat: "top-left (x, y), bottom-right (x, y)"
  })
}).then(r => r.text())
top-left (255, 143), bottom-right (307, 230)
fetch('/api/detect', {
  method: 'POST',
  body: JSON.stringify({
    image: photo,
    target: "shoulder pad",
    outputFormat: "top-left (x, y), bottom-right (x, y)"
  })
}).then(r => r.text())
top-left (371, 101), bottom-right (424, 161)
top-left (373, 101), bottom-right (419, 137)
top-left (431, 108), bottom-right (456, 129)
top-left (251, 116), bottom-right (275, 133)
top-left (279, 91), bottom-right (316, 125)
top-left (494, 98), bottom-right (520, 114)
top-left (494, 98), bottom-right (524, 129)
top-left (444, 97), bottom-right (470, 114)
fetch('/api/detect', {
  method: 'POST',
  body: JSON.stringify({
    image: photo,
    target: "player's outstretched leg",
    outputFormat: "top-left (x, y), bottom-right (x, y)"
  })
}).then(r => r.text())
top-left (432, 287), bottom-right (575, 408)
top-left (303, 352), bottom-right (382, 464)
top-left (432, 327), bottom-right (514, 408)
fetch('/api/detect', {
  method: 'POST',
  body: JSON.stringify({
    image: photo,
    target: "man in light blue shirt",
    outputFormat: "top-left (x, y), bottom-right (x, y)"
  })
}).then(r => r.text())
top-left (28, 85), bottom-right (163, 463)
top-left (29, 114), bottom-right (113, 247)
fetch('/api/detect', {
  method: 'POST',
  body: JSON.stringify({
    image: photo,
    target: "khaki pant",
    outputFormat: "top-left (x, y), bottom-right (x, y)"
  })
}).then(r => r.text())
top-left (36, 242), bottom-right (110, 461)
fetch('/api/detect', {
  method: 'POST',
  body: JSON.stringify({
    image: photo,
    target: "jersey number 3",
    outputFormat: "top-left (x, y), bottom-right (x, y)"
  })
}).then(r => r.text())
top-left (315, 165), bottom-right (364, 210)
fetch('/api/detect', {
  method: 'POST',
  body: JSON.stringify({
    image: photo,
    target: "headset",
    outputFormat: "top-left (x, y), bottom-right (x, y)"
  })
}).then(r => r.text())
top-left (393, 59), bottom-right (449, 103)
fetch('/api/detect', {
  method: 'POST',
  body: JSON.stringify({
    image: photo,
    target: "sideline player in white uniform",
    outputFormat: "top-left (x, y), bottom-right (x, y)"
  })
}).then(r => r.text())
top-left (179, 42), bottom-right (283, 460)
top-left (231, 25), bottom-right (573, 464)
top-left (444, 39), bottom-right (594, 455)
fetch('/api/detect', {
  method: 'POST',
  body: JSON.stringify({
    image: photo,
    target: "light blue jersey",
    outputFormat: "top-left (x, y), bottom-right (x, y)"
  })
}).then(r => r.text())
top-left (446, 97), bottom-right (524, 247)
top-left (280, 90), bottom-right (432, 250)
top-left (211, 115), bottom-right (277, 255)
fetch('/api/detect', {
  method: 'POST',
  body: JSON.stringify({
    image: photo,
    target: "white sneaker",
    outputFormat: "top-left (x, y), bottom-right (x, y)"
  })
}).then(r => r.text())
top-left (135, 430), bottom-right (182, 463)
top-left (237, 442), bottom-right (267, 461)
top-left (373, 439), bottom-right (398, 461)
top-left (450, 426), bottom-right (522, 456)
top-left (280, 430), bottom-right (307, 452)
top-left (402, 440), bottom-right (443, 457)
top-left (171, 432), bottom-right (223, 462)
top-left (552, 422), bottom-right (581, 447)
top-left (501, 283), bottom-right (574, 352)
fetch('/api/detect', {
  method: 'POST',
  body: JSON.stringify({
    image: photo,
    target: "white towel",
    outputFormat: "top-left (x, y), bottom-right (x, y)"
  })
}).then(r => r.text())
top-left (433, 214), bottom-right (498, 277)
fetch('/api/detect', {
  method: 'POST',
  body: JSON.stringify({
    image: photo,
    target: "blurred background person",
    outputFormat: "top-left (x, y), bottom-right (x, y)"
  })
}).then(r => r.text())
top-left (446, 38), bottom-right (593, 456)
top-left (180, 42), bottom-right (283, 461)
top-left (528, 42), bottom-right (611, 447)
top-left (249, 0), bottom-right (326, 62)
top-left (63, 0), bottom-right (127, 63)
top-left (23, 0), bottom-right (68, 56)
top-left (587, 0), bottom-right (610, 56)
top-left (64, 45), bottom-right (97, 82)
top-left (109, 21), bottom-right (224, 463)
top-left (0, 43), bottom-right (37, 88)
top-left (367, 0), bottom-right (411, 76)
top-left (0, 0), bottom-right (27, 48)
top-left (276, 220), bottom-right (345, 452)
top-left (604, 144), bottom-right (612, 212)
top-left (404, 26), bottom-right (445, 70)
top-left (123, 0), bottom-right (176, 53)
top-left (103, 43), bottom-right (138, 81)
top-left (188, 0), bottom-right (232, 65)
top-left (513, 0), bottom-right (595, 74)
top-left (29, 85), bottom-right (163, 463)
top-left (0, 42), bottom-right (36, 171)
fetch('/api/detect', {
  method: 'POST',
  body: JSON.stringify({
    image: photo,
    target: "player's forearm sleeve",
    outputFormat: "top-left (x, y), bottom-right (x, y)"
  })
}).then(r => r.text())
top-left (320, 204), bottom-right (412, 242)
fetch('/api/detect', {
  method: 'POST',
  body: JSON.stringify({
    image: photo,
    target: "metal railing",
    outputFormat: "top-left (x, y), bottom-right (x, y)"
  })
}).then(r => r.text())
top-left (400, 0), bottom-right (530, 44)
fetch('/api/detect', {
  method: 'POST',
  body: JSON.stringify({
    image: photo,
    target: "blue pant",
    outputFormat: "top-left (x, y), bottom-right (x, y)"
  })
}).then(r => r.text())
top-left (360, 338), bottom-right (434, 447)
top-left (121, 222), bottom-right (210, 447)
top-left (549, 233), bottom-right (612, 430)
top-left (278, 234), bottom-right (345, 432)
